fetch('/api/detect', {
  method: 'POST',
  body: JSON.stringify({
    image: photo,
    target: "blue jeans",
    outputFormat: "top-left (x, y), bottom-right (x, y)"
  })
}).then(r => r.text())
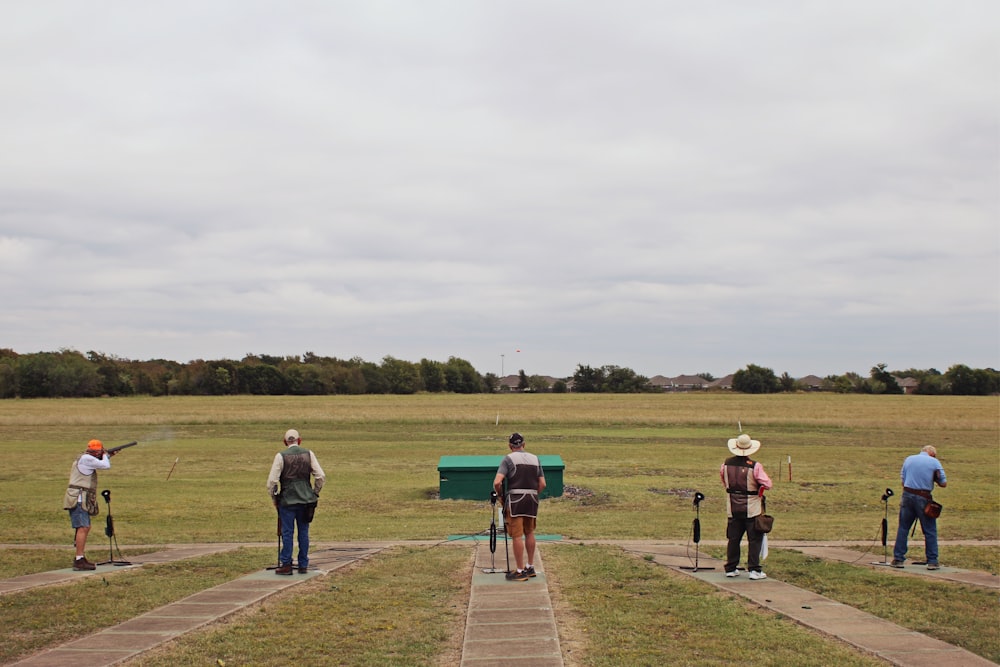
top-left (893, 491), bottom-right (938, 564)
top-left (278, 504), bottom-right (311, 568)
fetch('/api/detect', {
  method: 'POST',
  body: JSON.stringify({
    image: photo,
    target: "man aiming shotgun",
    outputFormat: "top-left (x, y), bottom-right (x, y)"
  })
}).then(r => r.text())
top-left (62, 439), bottom-right (137, 570)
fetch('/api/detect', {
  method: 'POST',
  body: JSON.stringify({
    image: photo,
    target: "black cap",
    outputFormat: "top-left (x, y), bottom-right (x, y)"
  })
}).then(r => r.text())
top-left (509, 432), bottom-right (524, 447)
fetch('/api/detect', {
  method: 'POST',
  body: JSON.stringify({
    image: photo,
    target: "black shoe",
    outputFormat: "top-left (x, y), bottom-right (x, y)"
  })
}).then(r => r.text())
top-left (524, 565), bottom-right (537, 577)
top-left (275, 564), bottom-right (294, 575)
top-left (505, 570), bottom-right (529, 581)
top-left (73, 558), bottom-right (96, 571)
top-left (298, 566), bottom-right (309, 574)
top-left (890, 559), bottom-right (905, 568)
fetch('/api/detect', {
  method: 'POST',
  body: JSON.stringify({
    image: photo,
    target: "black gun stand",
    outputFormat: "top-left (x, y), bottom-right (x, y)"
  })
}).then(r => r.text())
top-left (872, 490), bottom-right (893, 566)
top-left (96, 489), bottom-right (132, 566)
top-left (482, 491), bottom-right (506, 574)
top-left (680, 495), bottom-right (714, 571)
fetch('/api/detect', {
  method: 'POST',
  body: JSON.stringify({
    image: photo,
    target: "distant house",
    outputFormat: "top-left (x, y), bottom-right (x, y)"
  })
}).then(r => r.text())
top-left (497, 375), bottom-right (521, 391)
top-left (649, 375), bottom-right (672, 391)
top-left (797, 375), bottom-right (825, 391)
top-left (895, 376), bottom-right (919, 395)
top-left (708, 374), bottom-right (734, 390)
top-left (497, 374), bottom-right (564, 392)
top-left (668, 374), bottom-right (711, 391)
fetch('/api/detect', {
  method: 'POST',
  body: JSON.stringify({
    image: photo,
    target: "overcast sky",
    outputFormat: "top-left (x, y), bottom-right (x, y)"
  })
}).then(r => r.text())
top-left (1, 2), bottom-right (997, 379)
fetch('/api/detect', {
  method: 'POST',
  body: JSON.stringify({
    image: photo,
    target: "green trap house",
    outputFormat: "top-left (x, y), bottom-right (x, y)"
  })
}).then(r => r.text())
top-left (438, 455), bottom-right (564, 501)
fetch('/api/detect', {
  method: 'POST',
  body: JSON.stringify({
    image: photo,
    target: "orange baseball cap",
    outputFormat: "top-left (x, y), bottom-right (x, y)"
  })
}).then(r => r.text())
top-left (87, 439), bottom-right (103, 451)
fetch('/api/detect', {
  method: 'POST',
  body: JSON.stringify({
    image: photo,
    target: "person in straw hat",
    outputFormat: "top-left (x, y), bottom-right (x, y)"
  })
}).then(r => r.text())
top-left (720, 433), bottom-right (773, 579)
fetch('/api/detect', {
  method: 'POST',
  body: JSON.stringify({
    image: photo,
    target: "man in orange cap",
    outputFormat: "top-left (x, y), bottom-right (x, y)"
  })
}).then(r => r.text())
top-left (62, 439), bottom-right (117, 570)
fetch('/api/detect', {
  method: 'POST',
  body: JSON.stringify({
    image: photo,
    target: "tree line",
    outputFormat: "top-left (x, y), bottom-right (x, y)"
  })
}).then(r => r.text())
top-left (0, 349), bottom-right (995, 398)
top-left (729, 362), bottom-right (998, 395)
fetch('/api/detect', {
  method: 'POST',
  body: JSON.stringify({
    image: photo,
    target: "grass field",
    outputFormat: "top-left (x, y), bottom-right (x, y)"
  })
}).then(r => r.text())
top-left (0, 393), bottom-right (996, 665)
top-left (2, 393), bottom-right (996, 544)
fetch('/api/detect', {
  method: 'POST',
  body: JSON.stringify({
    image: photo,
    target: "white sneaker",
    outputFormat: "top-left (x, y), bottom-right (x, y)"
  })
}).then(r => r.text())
top-left (725, 569), bottom-right (741, 577)
top-left (749, 571), bottom-right (767, 580)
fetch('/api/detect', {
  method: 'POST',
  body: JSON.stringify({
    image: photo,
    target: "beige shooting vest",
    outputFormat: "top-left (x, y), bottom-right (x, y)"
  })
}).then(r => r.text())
top-left (63, 455), bottom-right (100, 515)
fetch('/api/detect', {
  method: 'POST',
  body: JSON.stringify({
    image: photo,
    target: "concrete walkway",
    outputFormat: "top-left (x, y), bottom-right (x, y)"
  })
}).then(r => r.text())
top-left (2, 541), bottom-right (996, 666)
top-left (7, 544), bottom-right (385, 667)
top-left (623, 543), bottom-right (997, 667)
top-left (786, 544), bottom-right (999, 589)
top-left (0, 544), bottom-right (245, 596)
top-left (461, 546), bottom-right (562, 667)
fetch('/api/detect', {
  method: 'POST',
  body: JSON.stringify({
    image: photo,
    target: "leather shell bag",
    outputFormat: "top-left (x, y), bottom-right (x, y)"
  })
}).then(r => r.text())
top-left (754, 496), bottom-right (774, 533)
top-left (924, 500), bottom-right (942, 519)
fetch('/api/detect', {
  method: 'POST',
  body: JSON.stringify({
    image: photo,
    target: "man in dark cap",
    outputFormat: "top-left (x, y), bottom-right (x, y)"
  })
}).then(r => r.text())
top-left (493, 432), bottom-right (546, 581)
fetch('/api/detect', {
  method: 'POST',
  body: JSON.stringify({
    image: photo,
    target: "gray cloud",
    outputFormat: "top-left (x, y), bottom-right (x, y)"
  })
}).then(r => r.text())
top-left (1, 2), bottom-right (996, 378)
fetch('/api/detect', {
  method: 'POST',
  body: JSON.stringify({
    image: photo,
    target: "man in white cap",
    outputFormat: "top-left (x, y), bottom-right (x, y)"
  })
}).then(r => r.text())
top-left (892, 445), bottom-right (947, 570)
top-left (720, 433), bottom-right (772, 579)
top-left (267, 429), bottom-right (326, 575)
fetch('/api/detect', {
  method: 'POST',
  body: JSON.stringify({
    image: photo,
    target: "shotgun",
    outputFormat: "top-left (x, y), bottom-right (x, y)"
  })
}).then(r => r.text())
top-left (106, 441), bottom-right (138, 454)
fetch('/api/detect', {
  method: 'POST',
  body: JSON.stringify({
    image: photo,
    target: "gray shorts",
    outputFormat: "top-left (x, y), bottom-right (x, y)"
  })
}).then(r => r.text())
top-left (69, 504), bottom-right (91, 529)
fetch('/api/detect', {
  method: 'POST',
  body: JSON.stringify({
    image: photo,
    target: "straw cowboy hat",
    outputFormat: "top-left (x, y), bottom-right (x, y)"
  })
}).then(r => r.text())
top-left (727, 433), bottom-right (761, 457)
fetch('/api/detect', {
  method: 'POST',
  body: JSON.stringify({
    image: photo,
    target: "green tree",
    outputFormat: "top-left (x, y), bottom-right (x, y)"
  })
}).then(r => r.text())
top-left (732, 364), bottom-right (780, 394)
top-left (357, 359), bottom-right (388, 394)
top-left (482, 372), bottom-right (500, 393)
top-left (946, 364), bottom-right (997, 396)
top-left (419, 359), bottom-right (447, 392)
top-left (17, 350), bottom-right (102, 398)
top-left (0, 356), bottom-right (18, 398)
top-left (443, 357), bottom-right (484, 393)
top-left (602, 365), bottom-right (651, 393)
top-left (527, 375), bottom-right (551, 392)
top-left (237, 362), bottom-right (288, 395)
top-left (869, 363), bottom-right (902, 394)
top-left (381, 356), bottom-right (422, 394)
top-left (330, 363), bottom-right (368, 394)
top-left (572, 364), bottom-right (604, 393)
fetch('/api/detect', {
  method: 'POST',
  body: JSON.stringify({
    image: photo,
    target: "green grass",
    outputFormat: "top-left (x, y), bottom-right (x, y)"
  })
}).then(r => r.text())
top-left (763, 549), bottom-right (1000, 663)
top-left (129, 545), bottom-right (470, 667)
top-left (2, 394), bottom-right (996, 544)
top-left (0, 394), bottom-right (996, 664)
top-left (843, 544), bottom-right (1000, 575)
top-left (0, 547), bottom-right (272, 664)
top-left (0, 547), bottom-right (157, 578)
top-left (545, 544), bottom-right (887, 666)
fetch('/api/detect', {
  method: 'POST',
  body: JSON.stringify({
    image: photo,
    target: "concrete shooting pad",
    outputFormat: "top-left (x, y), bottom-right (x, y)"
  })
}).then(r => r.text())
top-left (3, 540), bottom-right (996, 667)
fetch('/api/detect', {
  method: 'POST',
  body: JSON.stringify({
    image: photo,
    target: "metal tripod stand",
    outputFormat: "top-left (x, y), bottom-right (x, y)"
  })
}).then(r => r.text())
top-left (482, 491), bottom-right (508, 573)
top-left (680, 492), bottom-right (713, 571)
top-left (871, 488), bottom-right (894, 565)
top-left (96, 489), bottom-right (132, 566)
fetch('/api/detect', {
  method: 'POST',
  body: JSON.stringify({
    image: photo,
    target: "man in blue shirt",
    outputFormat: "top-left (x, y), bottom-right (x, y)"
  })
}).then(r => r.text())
top-left (892, 445), bottom-right (947, 570)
